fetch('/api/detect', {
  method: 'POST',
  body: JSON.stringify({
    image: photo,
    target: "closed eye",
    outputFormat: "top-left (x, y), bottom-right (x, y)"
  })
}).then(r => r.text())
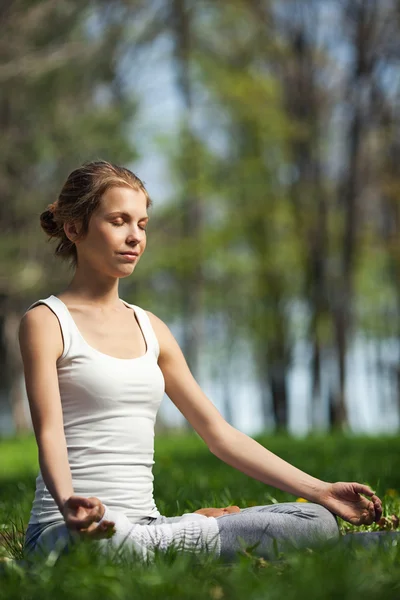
top-left (111, 221), bottom-right (147, 231)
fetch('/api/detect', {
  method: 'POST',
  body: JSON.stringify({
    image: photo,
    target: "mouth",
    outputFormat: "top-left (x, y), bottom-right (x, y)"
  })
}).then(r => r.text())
top-left (119, 252), bottom-right (139, 261)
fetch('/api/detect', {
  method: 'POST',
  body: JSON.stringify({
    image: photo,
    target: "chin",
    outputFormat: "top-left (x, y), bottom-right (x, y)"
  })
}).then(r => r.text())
top-left (103, 261), bottom-right (135, 277)
top-left (117, 266), bottom-right (136, 278)
top-left (118, 273), bottom-right (133, 280)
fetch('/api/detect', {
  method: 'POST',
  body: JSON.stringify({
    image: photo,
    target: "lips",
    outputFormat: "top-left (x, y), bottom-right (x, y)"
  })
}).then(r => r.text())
top-left (119, 252), bottom-right (139, 257)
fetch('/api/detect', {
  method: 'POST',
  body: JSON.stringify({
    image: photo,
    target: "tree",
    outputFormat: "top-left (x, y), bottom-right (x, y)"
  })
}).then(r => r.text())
top-left (1, 0), bottom-right (140, 432)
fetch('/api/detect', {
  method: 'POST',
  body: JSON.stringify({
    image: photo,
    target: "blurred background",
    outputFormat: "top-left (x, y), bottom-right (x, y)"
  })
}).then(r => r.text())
top-left (1, 0), bottom-right (400, 439)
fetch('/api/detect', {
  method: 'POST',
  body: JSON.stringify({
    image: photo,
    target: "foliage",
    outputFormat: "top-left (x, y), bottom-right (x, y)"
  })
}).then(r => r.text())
top-left (3, 0), bottom-right (400, 437)
top-left (1, 1), bottom-right (140, 297)
top-left (130, 0), bottom-right (400, 431)
top-left (0, 432), bottom-right (399, 598)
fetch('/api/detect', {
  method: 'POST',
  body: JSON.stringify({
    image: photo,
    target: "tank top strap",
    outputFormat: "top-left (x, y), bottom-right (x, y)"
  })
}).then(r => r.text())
top-left (124, 303), bottom-right (160, 361)
top-left (25, 296), bottom-right (72, 362)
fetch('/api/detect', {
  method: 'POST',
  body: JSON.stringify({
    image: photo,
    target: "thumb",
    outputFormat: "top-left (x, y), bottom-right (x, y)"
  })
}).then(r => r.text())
top-left (68, 496), bottom-right (94, 509)
top-left (67, 511), bottom-right (98, 530)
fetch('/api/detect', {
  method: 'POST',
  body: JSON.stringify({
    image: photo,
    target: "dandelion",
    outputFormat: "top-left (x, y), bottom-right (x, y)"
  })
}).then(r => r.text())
top-left (256, 557), bottom-right (269, 569)
top-left (385, 489), bottom-right (397, 497)
top-left (210, 586), bottom-right (224, 599)
top-left (296, 498), bottom-right (308, 502)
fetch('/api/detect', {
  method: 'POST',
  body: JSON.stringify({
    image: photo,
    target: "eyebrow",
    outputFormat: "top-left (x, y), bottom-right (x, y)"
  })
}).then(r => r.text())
top-left (106, 211), bottom-right (149, 220)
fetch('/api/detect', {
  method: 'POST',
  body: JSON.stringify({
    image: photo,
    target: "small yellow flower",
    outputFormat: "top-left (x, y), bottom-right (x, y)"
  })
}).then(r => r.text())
top-left (385, 489), bottom-right (397, 497)
top-left (296, 497), bottom-right (308, 502)
top-left (210, 586), bottom-right (224, 599)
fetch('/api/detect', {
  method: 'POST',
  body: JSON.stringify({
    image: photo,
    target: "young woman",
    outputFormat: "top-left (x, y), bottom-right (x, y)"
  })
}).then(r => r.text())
top-left (19, 161), bottom-right (382, 564)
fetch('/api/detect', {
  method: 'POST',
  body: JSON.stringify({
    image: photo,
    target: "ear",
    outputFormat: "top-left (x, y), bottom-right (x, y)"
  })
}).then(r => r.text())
top-left (64, 220), bottom-right (82, 243)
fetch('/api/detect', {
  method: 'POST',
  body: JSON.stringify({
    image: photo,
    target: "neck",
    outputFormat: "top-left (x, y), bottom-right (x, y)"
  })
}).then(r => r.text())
top-left (61, 271), bottom-right (122, 311)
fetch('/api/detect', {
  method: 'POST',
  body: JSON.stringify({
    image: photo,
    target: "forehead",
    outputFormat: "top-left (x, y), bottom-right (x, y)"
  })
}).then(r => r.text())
top-left (99, 186), bottom-right (148, 214)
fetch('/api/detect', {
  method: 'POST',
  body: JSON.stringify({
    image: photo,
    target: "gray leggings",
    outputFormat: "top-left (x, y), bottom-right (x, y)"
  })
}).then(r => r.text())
top-left (24, 502), bottom-right (340, 563)
top-left (216, 502), bottom-right (340, 560)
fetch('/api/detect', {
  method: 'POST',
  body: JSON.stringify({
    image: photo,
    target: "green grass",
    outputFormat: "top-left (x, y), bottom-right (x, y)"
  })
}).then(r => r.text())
top-left (1, 432), bottom-right (400, 599)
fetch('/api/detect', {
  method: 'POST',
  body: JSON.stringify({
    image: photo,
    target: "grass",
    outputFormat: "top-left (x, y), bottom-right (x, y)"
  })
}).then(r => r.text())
top-left (1, 431), bottom-right (400, 599)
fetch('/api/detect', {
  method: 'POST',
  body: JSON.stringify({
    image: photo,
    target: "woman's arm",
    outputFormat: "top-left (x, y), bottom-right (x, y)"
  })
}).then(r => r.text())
top-left (148, 311), bottom-right (382, 525)
top-left (19, 307), bottom-right (74, 514)
top-left (18, 306), bottom-right (109, 531)
top-left (149, 311), bottom-right (326, 499)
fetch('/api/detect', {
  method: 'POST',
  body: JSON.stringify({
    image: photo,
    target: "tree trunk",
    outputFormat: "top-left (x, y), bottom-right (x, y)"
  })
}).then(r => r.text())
top-left (270, 362), bottom-right (288, 431)
top-left (1, 305), bottom-right (31, 434)
top-left (170, 0), bottom-right (204, 428)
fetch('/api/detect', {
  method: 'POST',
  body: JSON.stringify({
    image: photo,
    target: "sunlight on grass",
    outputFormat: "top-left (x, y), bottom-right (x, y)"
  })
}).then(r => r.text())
top-left (0, 432), bottom-right (399, 599)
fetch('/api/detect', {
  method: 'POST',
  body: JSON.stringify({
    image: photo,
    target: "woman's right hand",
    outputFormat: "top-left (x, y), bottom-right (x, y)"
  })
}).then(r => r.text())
top-left (62, 495), bottom-right (115, 538)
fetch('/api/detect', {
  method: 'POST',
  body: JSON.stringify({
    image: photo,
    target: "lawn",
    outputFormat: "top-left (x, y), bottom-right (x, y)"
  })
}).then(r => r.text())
top-left (1, 431), bottom-right (399, 599)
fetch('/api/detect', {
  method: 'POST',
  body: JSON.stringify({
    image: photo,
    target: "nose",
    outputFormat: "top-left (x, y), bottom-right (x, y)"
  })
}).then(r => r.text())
top-left (126, 226), bottom-right (144, 244)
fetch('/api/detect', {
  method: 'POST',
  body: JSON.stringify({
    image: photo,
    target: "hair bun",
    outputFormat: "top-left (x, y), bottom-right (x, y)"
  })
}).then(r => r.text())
top-left (40, 208), bottom-right (59, 236)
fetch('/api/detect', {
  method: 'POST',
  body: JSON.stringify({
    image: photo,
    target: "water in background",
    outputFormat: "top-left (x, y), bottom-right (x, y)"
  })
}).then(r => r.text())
top-left (160, 334), bottom-right (399, 436)
top-left (1, 334), bottom-right (398, 438)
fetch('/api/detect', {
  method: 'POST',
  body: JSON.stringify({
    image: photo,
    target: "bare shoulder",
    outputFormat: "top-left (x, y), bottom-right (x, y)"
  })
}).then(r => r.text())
top-left (19, 305), bottom-right (66, 438)
top-left (145, 310), bottom-right (168, 333)
top-left (145, 310), bottom-right (177, 357)
top-left (19, 303), bottom-right (60, 333)
top-left (19, 304), bottom-right (64, 363)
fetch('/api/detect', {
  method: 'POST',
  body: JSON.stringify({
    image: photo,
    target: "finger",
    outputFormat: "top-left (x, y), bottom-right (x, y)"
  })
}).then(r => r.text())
top-left (374, 504), bottom-right (382, 522)
top-left (369, 502), bottom-right (376, 524)
top-left (79, 526), bottom-right (100, 537)
top-left (99, 520), bottom-right (115, 528)
top-left (354, 484), bottom-right (376, 497)
top-left (87, 497), bottom-right (103, 512)
top-left (358, 507), bottom-right (372, 526)
top-left (68, 496), bottom-right (94, 509)
top-left (354, 500), bottom-right (374, 526)
top-left (88, 521), bottom-right (116, 539)
top-left (79, 520), bottom-right (111, 536)
top-left (361, 502), bottom-right (375, 526)
top-left (80, 522), bottom-right (99, 534)
top-left (91, 522), bottom-right (109, 536)
top-left (74, 506), bottom-right (100, 523)
top-left (372, 496), bottom-right (382, 511)
top-left (375, 506), bottom-right (383, 522)
top-left (68, 512), bottom-right (99, 530)
top-left (371, 495), bottom-right (383, 521)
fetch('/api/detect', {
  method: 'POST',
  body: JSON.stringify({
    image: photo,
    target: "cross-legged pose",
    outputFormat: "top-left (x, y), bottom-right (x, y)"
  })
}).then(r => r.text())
top-left (19, 161), bottom-right (382, 564)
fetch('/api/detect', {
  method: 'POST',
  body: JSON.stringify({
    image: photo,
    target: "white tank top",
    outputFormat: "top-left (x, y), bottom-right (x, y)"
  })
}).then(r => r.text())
top-left (26, 295), bottom-right (165, 525)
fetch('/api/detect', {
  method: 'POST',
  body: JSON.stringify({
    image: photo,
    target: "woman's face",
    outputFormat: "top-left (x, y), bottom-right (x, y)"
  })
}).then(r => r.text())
top-left (72, 185), bottom-right (149, 278)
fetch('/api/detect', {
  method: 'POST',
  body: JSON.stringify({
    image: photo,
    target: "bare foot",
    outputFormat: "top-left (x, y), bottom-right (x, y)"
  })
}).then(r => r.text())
top-left (194, 506), bottom-right (241, 517)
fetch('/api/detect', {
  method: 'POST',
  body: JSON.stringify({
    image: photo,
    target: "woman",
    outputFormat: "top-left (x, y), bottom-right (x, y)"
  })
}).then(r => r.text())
top-left (19, 161), bottom-right (382, 564)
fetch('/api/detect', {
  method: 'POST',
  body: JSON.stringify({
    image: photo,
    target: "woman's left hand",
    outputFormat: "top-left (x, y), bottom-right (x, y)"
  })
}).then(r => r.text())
top-left (317, 482), bottom-right (383, 525)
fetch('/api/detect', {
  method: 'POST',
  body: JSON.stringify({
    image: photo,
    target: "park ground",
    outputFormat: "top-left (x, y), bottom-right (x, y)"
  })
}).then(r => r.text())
top-left (1, 432), bottom-right (400, 599)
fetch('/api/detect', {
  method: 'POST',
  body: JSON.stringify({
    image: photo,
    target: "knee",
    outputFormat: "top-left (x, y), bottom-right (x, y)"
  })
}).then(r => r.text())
top-left (35, 523), bottom-right (79, 560)
top-left (305, 502), bottom-right (338, 522)
top-left (305, 503), bottom-right (340, 542)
